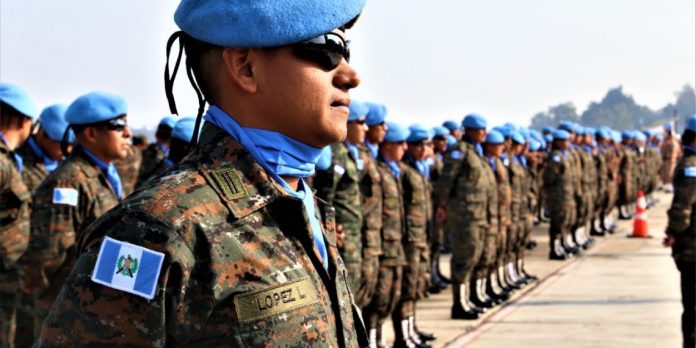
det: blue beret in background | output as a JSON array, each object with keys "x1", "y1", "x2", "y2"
[
  {"x1": 432, "y1": 126, "x2": 449, "y2": 138},
  {"x1": 462, "y1": 113, "x2": 487, "y2": 129},
  {"x1": 365, "y1": 102, "x2": 387, "y2": 126},
  {"x1": 406, "y1": 124, "x2": 432, "y2": 142},
  {"x1": 686, "y1": 114, "x2": 696, "y2": 132},
  {"x1": 553, "y1": 129, "x2": 570, "y2": 140},
  {"x1": 485, "y1": 130, "x2": 505, "y2": 145},
  {"x1": 65, "y1": 91, "x2": 127, "y2": 125},
  {"x1": 39, "y1": 104, "x2": 73, "y2": 143},
  {"x1": 384, "y1": 122, "x2": 409, "y2": 143},
  {"x1": 511, "y1": 131, "x2": 526, "y2": 145},
  {"x1": 172, "y1": 116, "x2": 198, "y2": 142},
  {"x1": 443, "y1": 120, "x2": 459, "y2": 131},
  {"x1": 159, "y1": 115, "x2": 177, "y2": 128},
  {"x1": 0, "y1": 82, "x2": 37, "y2": 119},
  {"x1": 348, "y1": 100, "x2": 369, "y2": 122}
]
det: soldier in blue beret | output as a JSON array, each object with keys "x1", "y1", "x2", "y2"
[
  {"x1": 364, "y1": 102, "x2": 388, "y2": 159},
  {"x1": 39, "y1": 0, "x2": 369, "y2": 346},
  {"x1": 145, "y1": 116, "x2": 200, "y2": 180},
  {"x1": 443, "y1": 120, "x2": 462, "y2": 141},
  {"x1": 0, "y1": 82, "x2": 36, "y2": 348},
  {"x1": 662, "y1": 120, "x2": 682, "y2": 191},
  {"x1": 137, "y1": 115, "x2": 177, "y2": 187},
  {"x1": 428, "y1": 126, "x2": 452, "y2": 295}
]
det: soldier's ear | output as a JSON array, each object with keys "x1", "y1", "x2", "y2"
[{"x1": 221, "y1": 48, "x2": 257, "y2": 94}]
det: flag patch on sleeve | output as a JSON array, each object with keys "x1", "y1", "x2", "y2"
[
  {"x1": 450, "y1": 150, "x2": 463, "y2": 160},
  {"x1": 552, "y1": 155, "x2": 562, "y2": 163},
  {"x1": 91, "y1": 237, "x2": 165, "y2": 300},
  {"x1": 52, "y1": 188, "x2": 78, "y2": 206},
  {"x1": 333, "y1": 164, "x2": 346, "y2": 176},
  {"x1": 685, "y1": 166, "x2": 696, "y2": 178}
]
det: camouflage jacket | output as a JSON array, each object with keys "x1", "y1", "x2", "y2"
[
  {"x1": 115, "y1": 144, "x2": 142, "y2": 197},
  {"x1": 38, "y1": 124, "x2": 366, "y2": 347},
  {"x1": 377, "y1": 159, "x2": 405, "y2": 266},
  {"x1": 660, "y1": 136, "x2": 680, "y2": 162},
  {"x1": 580, "y1": 149, "x2": 596, "y2": 195},
  {"x1": 16, "y1": 137, "x2": 50, "y2": 195},
  {"x1": 358, "y1": 144, "x2": 382, "y2": 257},
  {"x1": 482, "y1": 157, "x2": 498, "y2": 232},
  {"x1": 491, "y1": 157, "x2": 511, "y2": 228},
  {"x1": 595, "y1": 147, "x2": 609, "y2": 195},
  {"x1": 0, "y1": 141, "x2": 31, "y2": 275},
  {"x1": 436, "y1": 141, "x2": 489, "y2": 226},
  {"x1": 507, "y1": 157, "x2": 525, "y2": 220},
  {"x1": 21, "y1": 146, "x2": 120, "y2": 295},
  {"x1": 666, "y1": 148, "x2": 696, "y2": 262},
  {"x1": 137, "y1": 142, "x2": 168, "y2": 188},
  {"x1": 400, "y1": 160, "x2": 431, "y2": 248},
  {"x1": 543, "y1": 149, "x2": 575, "y2": 209}
]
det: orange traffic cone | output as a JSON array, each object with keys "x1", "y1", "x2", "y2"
[{"x1": 629, "y1": 191, "x2": 651, "y2": 238}]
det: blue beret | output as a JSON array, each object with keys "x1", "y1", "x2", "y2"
[
  {"x1": 443, "y1": 120, "x2": 459, "y2": 131},
  {"x1": 504, "y1": 123, "x2": 518, "y2": 131},
  {"x1": 663, "y1": 122, "x2": 673, "y2": 131},
  {"x1": 518, "y1": 128, "x2": 530, "y2": 139},
  {"x1": 493, "y1": 126, "x2": 511, "y2": 138},
  {"x1": 553, "y1": 129, "x2": 570, "y2": 140},
  {"x1": 171, "y1": 116, "x2": 198, "y2": 142},
  {"x1": 634, "y1": 132, "x2": 647, "y2": 142},
  {"x1": 596, "y1": 128, "x2": 610, "y2": 139},
  {"x1": 542, "y1": 126, "x2": 553, "y2": 134},
  {"x1": 686, "y1": 115, "x2": 696, "y2": 132},
  {"x1": 174, "y1": 0, "x2": 366, "y2": 48},
  {"x1": 384, "y1": 122, "x2": 409, "y2": 143},
  {"x1": 611, "y1": 131, "x2": 621, "y2": 143},
  {"x1": 485, "y1": 130, "x2": 505, "y2": 145},
  {"x1": 511, "y1": 131, "x2": 526, "y2": 145},
  {"x1": 365, "y1": 102, "x2": 387, "y2": 126},
  {"x1": 621, "y1": 130, "x2": 635, "y2": 140},
  {"x1": 544, "y1": 134, "x2": 553, "y2": 143},
  {"x1": 585, "y1": 127, "x2": 596, "y2": 136},
  {"x1": 462, "y1": 114, "x2": 487, "y2": 129},
  {"x1": 39, "y1": 104, "x2": 73, "y2": 143},
  {"x1": 558, "y1": 122, "x2": 573, "y2": 132},
  {"x1": 159, "y1": 115, "x2": 177, "y2": 128},
  {"x1": 433, "y1": 126, "x2": 449, "y2": 138},
  {"x1": 0, "y1": 83, "x2": 37, "y2": 119},
  {"x1": 407, "y1": 124, "x2": 433, "y2": 142},
  {"x1": 528, "y1": 139, "x2": 541, "y2": 151},
  {"x1": 348, "y1": 100, "x2": 369, "y2": 122},
  {"x1": 65, "y1": 92, "x2": 127, "y2": 125}
]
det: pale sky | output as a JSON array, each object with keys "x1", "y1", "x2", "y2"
[{"x1": 1, "y1": 0, "x2": 694, "y2": 129}]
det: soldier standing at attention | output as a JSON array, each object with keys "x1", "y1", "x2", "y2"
[
  {"x1": 618, "y1": 131, "x2": 637, "y2": 219},
  {"x1": 314, "y1": 100, "x2": 368, "y2": 297},
  {"x1": 0, "y1": 83, "x2": 36, "y2": 348},
  {"x1": 436, "y1": 114, "x2": 489, "y2": 320},
  {"x1": 664, "y1": 115, "x2": 696, "y2": 348},
  {"x1": 21, "y1": 92, "x2": 130, "y2": 341},
  {"x1": 16, "y1": 104, "x2": 74, "y2": 194},
  {"x1": 141, "y1": 116, "x2": 199, "y2": 182},
  {"x1": 38, "y1": 0, "x2": 367, "y2": 346},
  {"x1": 428, "y1": 126, "x2": 450, "y2": 293},
  {"x1": 136, "y1": 115, "x2": 176, "y2": 186},
  {"x1": 544, "y1": 130, "x2": 575, "y2": 260},
  {"x1": 661, "y1": 123, "x2": 681, "y2": 192}
]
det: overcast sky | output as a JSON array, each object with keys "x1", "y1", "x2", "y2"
[{"x1": 1, "y1": 0, "x2": 694, "y2": 129}]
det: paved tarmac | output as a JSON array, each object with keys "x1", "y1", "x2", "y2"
[{"x1": 381, "y1": 191, "x2": 683, "y2": 348}]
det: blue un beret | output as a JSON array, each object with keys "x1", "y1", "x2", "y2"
[
  {"x1": 365, "y1": 102, "x2": 387, "y2": 126},
  {"x1": 634, "y1": 132, "x2": 647, "y2": 142},
  {"x1": 0, "y1": 83, "x2": 37, "y2": 119},
  {"x1": 621, "y1": 130, "x2": 635, "y2": 140},
  {"x1": 442, "y1": 120, "x2": 459, "y2": 131},
  {"x1": 39, "y1": 104, "x2": 73, "y2": 143},
  {"x1": 65, "y1": 92, "x2": 127, "y2": 125},
  {"x1": 553, "y1": 129, "x2": 570, "y2": 140},
  {"x1": 462, "y1": 114, "x2": 487, "y2": 129},
  {"x1": 171, "y1": 116, "x2": 198, "y2": 142},
  {"x1": 384, "y1": 122, "x2": 409, "y2": 143},
  {"x1": 407, "y1": 124, "x2": 433, "y2": 142},
  {"x1": 687, "y1": 115, "x2": 696, "y2": 132},
  {"x1": 542, "y1": 126, "x2": 553, "y2": 134},
  {"x1": 511, "y1": 131, "x2": 526, "y2": 145},
  {"x1": 528, "y1": 139, "x2": 541, "y2": 151},
  {"x1": 485, "y1": 130, "x2": 505, "y2": 145},
  {"x1": 432, "y1": 126, "x2": 449, "y2": 138},
  {"x1": 348, "y1": 100, "x2": 369, "y2": 122},
  {"x1": 159, "y1": 115, "x2": 177, "y2": 129},
  {"x1": 174, "y1": 0, "x2": 366, "y2": 48}
]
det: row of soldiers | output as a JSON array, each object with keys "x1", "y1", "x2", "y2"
[{"x1": 0, "y1": 83, "x2": 199, "y2": 348}]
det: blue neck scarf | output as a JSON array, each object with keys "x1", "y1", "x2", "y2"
[
  {"x1": 365, "y1": 141, "x2": 379, "y2": 159},
  {"x1": 28, "y1": 136, "x2": 59, "y2": 173},
  {"x1": 345, "y1": 142, "x2": 364, "y2": 171},
  {"x1": 0, "y1": 132, "x2": 23, "y2": 173},
  {"x1": 516, "y1": 154, "x2": 527, "y2": 168},
  {"x1": 486, "y1": 155, "x2": 497, "y2": 171},
  {"x1": 379, "y1": 152, "x2": 400, "y2": 178},
  {"x1": 405, "y1": 153, "x2": 429, "y2": 178},
  {"x1": 203, "y1": 106, "x2": 328, "y2": 270},
  {"x1": 157, "y1": 142, "x2": 170, "y2": 156},
  {"x1": 463, "y1": 135, "x2": 483, "y2": 157},
  {"x1": 82, "y1": 147, "x2": 122, "y2": 201},
  {"x1": 163, "y1": 158, "x2": 175, "y2": 168}
]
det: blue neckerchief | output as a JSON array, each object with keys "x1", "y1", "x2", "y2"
[
  {"x1": 163, "y1": 158, "x2": 175, "y2": 168},
  {"x1": 436, "y1": 153, "x2": 444, "y2": 162},
  {"x1": 379, "y1": 152, "x2": 401, "y2": 178},
  {"x1": 345, "y1": 142, "x2": 364, "y2": 171},
  {"x1": 562, "y1": 150, "x2": 570, "y2": 158},
  {"x1": 683, "y1": 145, "x2": 696, "y2": 155},
  {"x1": 365, "y1": 141, "x2": 379, "y2": 159},
  {"x1": 517, "y1": 155, "x2": 527, "y2": 168},
  {"x1": 486, "y1": 155, "x2": 496, "y2": 171},
  {"x1": 405, "y1": 153, "x2": 429, "y2": 178},
  {"x1": 203, "y1": 106, "x2": 328, "y2": 270},
  {"x1": 0, "y1": 132, "x2": 23, "y2": 173},
  {"x1": 512, "y1": 155, "x2": 520, "y2": 165},
  {"x1": 598, "y1": 145, "x2": 606, "y2": 154},
  {"x1": 157, "y1": 142, "x2": 170, "y2": 156},
  {"x1": 463, "y1": 135, "x2": 483, "y2": 157},
  {"x1": 27, "y1": 136, "x2": 59, "y2": 173},
  {"x1": 82, "y1": 147, "x2": 122, "y2": 201},
  {"x1": 583, "y1": 145, "x2": 593, "y2": 154}
]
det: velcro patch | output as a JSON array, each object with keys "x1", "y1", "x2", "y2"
[
  {"x1": 685, "y1": 166, "x2": 696, "y2": 178},
  {"x1": 450, "y1": 150, "x2": 463, "y2": 160},
  {"x1": 234, "y1": 277, "x2": 319, "y2": 323},
  {"x1": 334, "y1": 164, "x2": 346, "y2": 176},
  {"x1": 52, "y1": 188, "x2": 78, "y2": 206},
  {"x1": 91, "y1": 237, "x2": 165, "y2": 300},
  {"x1": 210, "y1": 168, "x2": 248, "y2": 201}
]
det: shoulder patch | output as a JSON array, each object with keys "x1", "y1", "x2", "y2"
[
  {"x1": 552, "y1": 155, "x2": 562, "y2": 163},
  {"x1": 91, "y1": 237, "x2": 165, "y2": 300},
  {"x1": 234, "y1": 277, "x2": 320, "y2": 323},
  {"x1": 52, "y1": 188, "x2": 78, "y2": 206},
  {"x1": 355, "y1": 159, "x2": 364, "y2": 171},
  {"x1": 503, "y1": 158, "x2": 510, "y2": 167},
  {"x1": 211, "y1": 168, "x2": 248, "y2": 200},
  {"x1": 334, "y1": 164, "x2": 346, "y2": 176},
  {"x1": 685, "y1": 166, "x2": 696, "y2": 178},
  {"x1": 450, "y1": 150, "x2": 463, "y2": 160}
]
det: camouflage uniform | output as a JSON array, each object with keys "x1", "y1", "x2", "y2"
[
  {"x1": 594, "y1": 146, "x2": 609, "y2": 228},
  {"x1": 0, "y1": 141, "x2": 31, "y2": 348},
  {"x1": 579, "y1": 148, "x2": 596, "y2": 233},
  {"x1": 15, "y1": 139, "x2": 50, "y2": 195},
  {"x1": 38, "y1": 124, "x2": 366, "y2": 347},
  {"x1": 645, "y1": 144, "x2": 661, "y2": 195},
  {"x1": 543, "y1": 149, "x2": 576, "y2": 254},
  {"x1": 507, "y1": 156, "x2": 524, "y2": 262},
  {"x1": 666, "y1": 146, "x2": 696, "y2": 348},
  {"x1": 364, "y1": 159, "x2": 405, "y2": 340},
  {"x1": 115, "y1": 144, "x2": 142, "y2": 197},
  {"x1": 357, "y1": 144, "x2": 382, "y2": 308},
  {"x1": 604, "y1": 145, "x2": 621, "y2": 219},
  {"x1": 516, "y1": 157, "x2": 533, "y2": 270},
  {"x1": 314, "y1": 143, "x2": 363, "y2": 296},
  {"x1": 491, "y1": 157, "x2": 511, "y2": 280},
  {"x1": 21, "y1": 146, "x2": 120, "y2": 339},
  {"x1": 475, "y1": 156, "x2": 499, "y2": 281},
  {"x1": 618, "y1": 145, "x2": 636, "y2": 207},
  {"x1": 136, "y1": 143, "x2": 168, "y2": 187},
  {"x1": 660, "y1": 135, "x2": 681, "y2": 185},
  {"x1": 428, "y1": 154, "x2": 446, "y2": 285}
]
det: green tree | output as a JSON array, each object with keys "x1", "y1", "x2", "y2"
[
  {"x1": 579, "y1": 86, "x2": 655, "y2": 129},
  {"x1": 529, "y1": 102, "x2": 579, "y2": 130}
]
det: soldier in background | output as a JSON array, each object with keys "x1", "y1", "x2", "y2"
[
  {"x1": 664, "y1": 115, "x2": 696, "y2": 348},
  {"x1": 0, "y1": 83, "x2": 36, "y2": 348},
  {"x1": 139, "y1": 116, "x2": 199, "y2": 184},
  {"x1": 21, "y1": 92, "x2": 130, "y2": 341},
  {"x1": 592, "y1": 128, "x2": 611, "y2": 236},
  {"x1": 428, "y1": 126, "x2": 450, "y2": 293},
  {"x1": 136, "y1": 115, "x2": 175, "y2": 187},
  {"x1": 618, "y1": 131, "x2": 637, "y2": 219},
  {"x1": 506, "y1": 131, "x2": 527, "y2": 287},
  {"x1": 661, "y1": 123, "x2": 681, "y2": 192},
  {"x1": 544, "y1": 130, "x2": 576, "y2": 260}
]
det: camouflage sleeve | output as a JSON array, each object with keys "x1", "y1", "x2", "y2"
[
  {"x1": 0, "y1": 159, "x2": 31, "y2": 269},
  {"x1": 313, "y1": 150, "x2": 341, "y2": 206},
  {"x1": 542, "y1": 155, "x2": 562, "y2": 186},
  {"x1": 434, "y1": 148, "x2": 463, "y2": 206},
  {"x1": 667, "y1": 164, "x2": 696, "y2": 235},
  {"x1": 38, "y1": 209, "x2": 200, "y2": 347}
]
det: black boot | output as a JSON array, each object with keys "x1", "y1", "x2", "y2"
[
  {"x1": 470, "y1": 278, "x2": 493, "y2": 308},
  {"x1": 451, "y1": 302, "x2": 479, "y2": 320}
]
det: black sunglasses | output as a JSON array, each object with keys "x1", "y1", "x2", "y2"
[
  {"x1": 292, "y1": 32, "x2": 350, "y2": 71},
  {"x1": 349, "y1": 119, "x2": 366, "y2": 125},
  {"x1": 99, "y1": 118, "x2": 128, "y2": 132}
]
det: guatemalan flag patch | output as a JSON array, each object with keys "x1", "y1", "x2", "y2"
[
  {"x1": 52, "y1": 188, "x2": 78, "y2": 206},
  {"x1": 91, "y1": 237, "x2": 165, "y2": 300}
]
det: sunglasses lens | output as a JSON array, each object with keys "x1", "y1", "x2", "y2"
[{"x1": 292, "y1": 33, "x2": 349, "y2": 70}]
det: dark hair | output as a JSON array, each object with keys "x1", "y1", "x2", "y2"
[
  {"x1": 155, "y1": 124, "x2": 173, "y2": 142},
  {"x1": 0, "y1": 102, "x2": 30, "y2": 130},
  {"x1": 168, "y1": 137, "x2": 192, "y2": 164},
  {"x1": 682, "y1": 130, "x2": 696, "y2": 146},
  {"x1": 132, "y1": 135, "x2": 148, "y2": 146}
]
